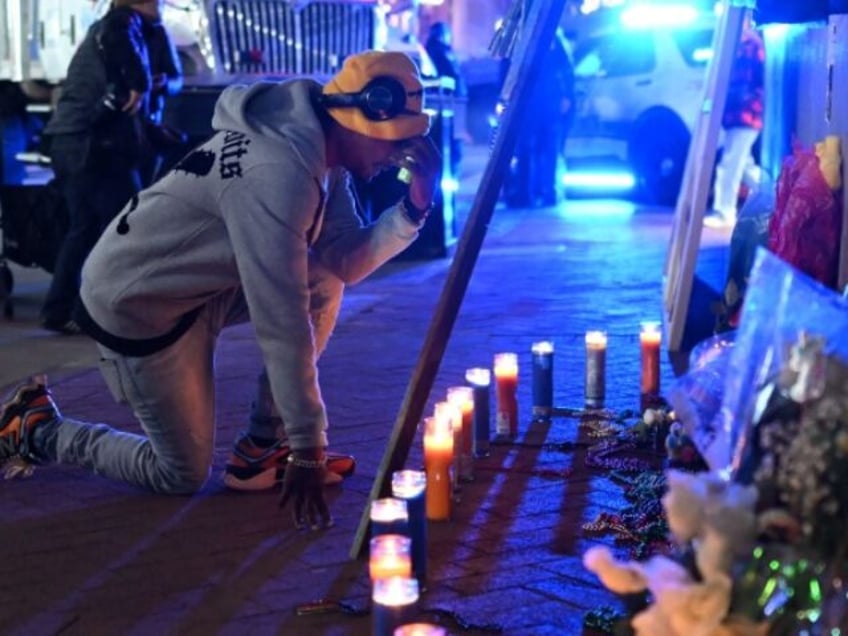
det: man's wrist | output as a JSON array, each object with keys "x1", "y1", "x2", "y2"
[
  {"x1": 291, "y1": 447, "x2": 326, "y2": 460},
  {"x1": 289, "y1": 447, "x2": 327, "y2": 469},
  {"x1": 400, "y1": 195, "x2": 432, "y2": 224}
]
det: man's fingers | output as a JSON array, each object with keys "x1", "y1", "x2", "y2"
[
  {"x1": 278, "y1": 489, "x2": 291, "y2": 509},
  {"x1": 293, "y1": 492, "x2": 307, "y2": 530},
  {"x1": 315, "y1": 495, "x2": 334, "y2": 529}
]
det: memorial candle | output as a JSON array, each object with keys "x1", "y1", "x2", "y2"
[
  {"x1": 434, "y1": 401, "x2": 462, "y2": 493},
  {"x1": 493, "y1": 352, "x2": 519, "y2": 438},
  {"x1": 585, "y1": 331, "x2": 607, "y2": 409},
  {"x1": 422, "y1": 416, "x2": 452, "y2": 521},
  {"x1": 639, "y1": 321, "x2": 662, "y2": 399},
  {"x1": 531, "y1": 340, "x2": 554, "y2": 419},
  {"x1": 394, "y1": 624, "x2": 448, "y2": 636},
  {"x1": 370, "y1": 497, "x2": 409, "y2": 539},
  {"x1": 446, "y1": 385, "x2": 474, "y2": 482},
  {"x1": 391, "y1": 470, "x2": 427, "y2": 585},
  {"x1": 465, "y1": 367, "x2": 491, "y2": 457},
  {"x1": 369, "y1": 534, "x2": 413, "y2": 582},
  {"x1": 372, "y1": 577, "x2": 419, "y2": 636}
]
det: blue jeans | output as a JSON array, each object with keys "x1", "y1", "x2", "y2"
[
  {"x1": 42, "y1": 134, "x2": 140, "y2": 325},
  {"x1": 51, "y1": 259, "x2": 344, "y2": 494}
]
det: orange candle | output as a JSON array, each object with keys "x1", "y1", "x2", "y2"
[
  {"x1": 640, "y1": 321, "x2": 662, "y2": 396},
  {"x1": 585, "y1": 331, "x2": 607, "y2": 409},
  {"x1": 446, "y1": 386, "x2": 474, "y2": 482},
  {"x1": 369, "y1": 534, "x2": 413, "y2": 581},
  {"x1": 434, "y1": 401, "x2": 461, "y2": 493},
  {"x1": 423, "y1": 416, "x2": 453, "y2": 521},
  {"x1": 494, "y1": 352, "x2": 518, "y2": 437}
]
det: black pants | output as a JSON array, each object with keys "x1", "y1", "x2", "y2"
[{"x1": 41, "y1": 133, "x2": 140, "y2": 326}]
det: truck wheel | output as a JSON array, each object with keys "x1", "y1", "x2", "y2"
[{"x1": 629, "y1": 112, "x2": 690, "y2": 207}]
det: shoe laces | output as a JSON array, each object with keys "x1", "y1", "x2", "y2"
[{"x1": 1, "y1": 456, "x2": 35, "y2": 479}]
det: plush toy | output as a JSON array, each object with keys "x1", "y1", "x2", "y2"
[{"x1": 584, "y1": 470, "x2": 759, "y2": 636}]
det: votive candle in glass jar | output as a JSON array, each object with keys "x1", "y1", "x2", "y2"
[
  {"x1": 494, "y1": 352, "x2": 519, "y2": 438},
  {"x1": 531, "y1": 340, "x2": 554, "y2": 419},
  {"x1": 584, "y1": 331, "x2": 607, "y2": 409}
]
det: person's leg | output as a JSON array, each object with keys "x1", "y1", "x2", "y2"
[
  {"x1": 41, "y1": 159, "x2": 101, "y2": 330},
  {"x1": 5, "y1": 291, "x2": 244, "y2": 493},
  {"x1": 535, "y1": 124, "x2": 561, "y2": 205},
  {"x1": 42, "y1": 147, "x2": 140, "y2": 331},
  {"x1": 713, "y1": 127, "x2": 760, "y2": 221},
  {"x1": 51, "y1": 303, "x2": 224, "y2": 493}
]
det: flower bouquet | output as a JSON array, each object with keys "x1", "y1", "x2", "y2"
[{"x1": 584, "y1": 251, "x2": 848, "y2": 634}]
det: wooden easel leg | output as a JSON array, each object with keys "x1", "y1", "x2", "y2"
[{"x1": 349, "y1": 0, "x2": 568, "y2": 559}]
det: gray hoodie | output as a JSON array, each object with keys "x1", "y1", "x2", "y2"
[{"x1": 80, "y1": 78, "x2": 422, "y2": 450}]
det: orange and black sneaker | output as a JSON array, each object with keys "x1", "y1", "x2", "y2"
[
  {"x1": 0, "y1": 376, "x2": 60, "y2": 478},
  {"x1": 223, "y1": 432, "x2": 355, "y2": 491}
]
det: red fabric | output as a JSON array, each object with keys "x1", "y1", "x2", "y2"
[
  {"x1": 767, "y1": 144, "x2": 843, "y2": 289},
  {"x1": 722, "y1": 29, "x2": 765, "y2": 131}
]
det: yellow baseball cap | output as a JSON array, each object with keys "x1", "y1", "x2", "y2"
[{"x1": 322, "y1": 50, "x2": 431, "y2": 141}]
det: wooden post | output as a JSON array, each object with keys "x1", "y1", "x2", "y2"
[
  {"x1": 663, "y1": 3, "x2": 746, "y2": 351},
  {"x1": 350, "y1": 0, "x2": 567, "y2": 559}
]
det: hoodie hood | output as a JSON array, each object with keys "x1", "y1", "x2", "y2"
[{"x1": 212, "y1": 78, "x2": 327, "y2": 177}]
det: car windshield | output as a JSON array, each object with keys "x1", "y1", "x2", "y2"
[{"x1": 672, "y1": 28, "x2": 714, "y2": 66}]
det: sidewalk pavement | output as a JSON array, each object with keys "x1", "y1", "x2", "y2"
[{"x1": 0, "y1": 146, "x2": 732, "y2": 635}]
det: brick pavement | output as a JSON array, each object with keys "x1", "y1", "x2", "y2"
[{"x1": 1, "y1": 155, "x2": 732, "y2": 635}]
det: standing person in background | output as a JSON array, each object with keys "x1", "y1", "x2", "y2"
[
  {"x1": 504, "y1": 26, "x2": 574, "y2": 208},
  {"x1": 706, "y1": 11, "x2": 765, "y2": 229},
  {"x1": 424, "y1": 21, "x2": 466, "y2": 177},
  {"x1": 40, "y1": 0, "x2": 158, "y2": 335},
  {"x1": 139, "y1": 7, "x2": 184, "y2": 185}
]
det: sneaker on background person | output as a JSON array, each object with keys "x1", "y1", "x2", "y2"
[{"x1": 703, "y1": 210, "x2": 737, "y2": 229}]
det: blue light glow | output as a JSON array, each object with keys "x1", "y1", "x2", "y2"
[
  {"x1": 620, "y1": 4, "x2": 699, "y2": 30},
  {"x1": 562, "y1": 170, "x2": 636, "y2": 190},
  {"x1": 441, "y1": 177, "x2": 460, "y2": 193},
  {"x1": 692, "y1": 47, "x2": 713, "y2": 62}
]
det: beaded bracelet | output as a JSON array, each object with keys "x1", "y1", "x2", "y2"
[{"x1": 287, "y1": 454, "x2": 327, "y2": 470}]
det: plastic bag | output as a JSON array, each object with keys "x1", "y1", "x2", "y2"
[
  {"x1": 767, "y1": 141, "x2": 842, "y2": 289},
  {"x1": 668, "y1": 333, "x2": 736, "y2": 471},
  {"x1": 670, "y1": 250, "x2": 848, "y2": 473},
  {"x1": 728, "y1": 250, "x2": 848, "y2": 473}
]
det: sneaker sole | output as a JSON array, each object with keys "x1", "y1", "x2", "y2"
[{"x1": 223, "y1": 466, "x2": 344, "y2": 491}]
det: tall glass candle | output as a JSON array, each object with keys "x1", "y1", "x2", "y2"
[
  {"x1": 391, "y1": 470, "x2": 427, "y2": 585},
  {"x1": 584, "y1": 331, "x2": 607, "y2": 409},
  {"x1": 394, "y1": 624, "x2": 448, "y2": 636},
  {"x1": 372, "y1": 577, "x2": 419, "y2": 636},
  {"x1": 640, "y1": 321, "x2": 662, "y2": 398},
  {"x1": 531, "y1": 340, "x2": 554, "y2": 419},
  {"x1": 465, "y1": 367, "x2": 491, "y2": 457},
  {"x1": 369, "y1": 534, "x2": 412, "y2": 582},
  {"x1": 434, "y1": 401, "x2": 461, "y2": 493},
  {"x1": 422, "y1": 416, "x2": 452, "y2": 521},
  {"x1": 447, "y1": 386, "x2": 474, "y2": 482},
  {"x1": 493, "y1": 352, "x2": 519, "y2": 438},
  {"x1": 370, "y1": 497, "x2": 409, "y2": 539}
]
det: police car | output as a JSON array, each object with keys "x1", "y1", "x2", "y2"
[{"x1": 565, "y1": 3, "x2": 716, "y2": 205}]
